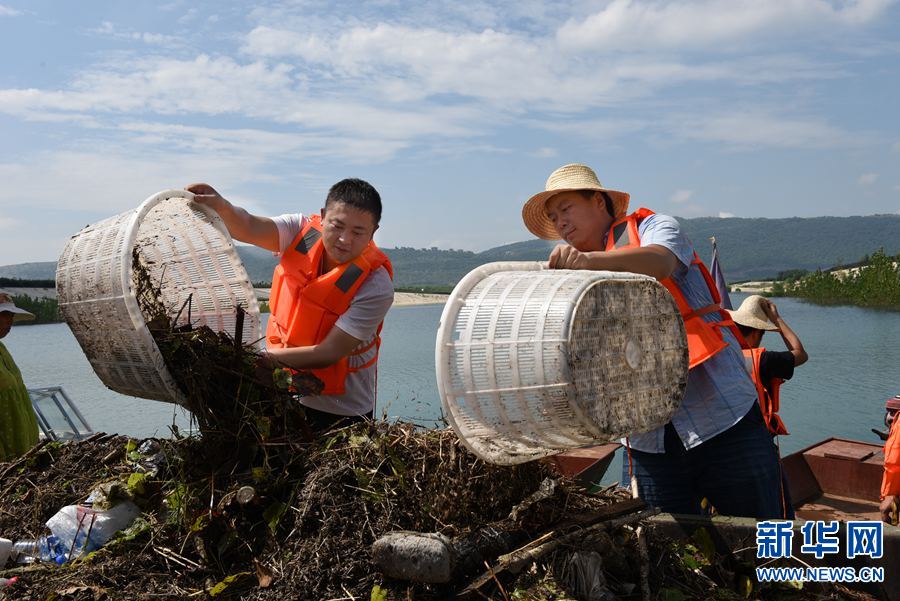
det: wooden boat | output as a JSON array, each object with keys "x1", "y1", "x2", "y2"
[
  {"x1": 551, "y1": 436, "x2": 899, "y2": 599},
  {"x1": 784, "y1": 437, "x2": 884, "y2": 521},
  {"x1": 554, "y1": 437, "x2": 888, "y2": 516}
]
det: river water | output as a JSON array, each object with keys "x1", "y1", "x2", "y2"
[{"x1": 5, "y1": 293, "x2": 899, "y2": 483}]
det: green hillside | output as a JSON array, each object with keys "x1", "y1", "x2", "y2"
[{"x1": 2, "y1": 214, "x2": 898, "y2": 286}]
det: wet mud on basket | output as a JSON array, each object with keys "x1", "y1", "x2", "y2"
[{"x1": 0, "y1": 426, "x2": 881, "y2": 601}]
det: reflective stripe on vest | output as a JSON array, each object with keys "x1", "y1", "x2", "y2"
[
  {"x1": 265, "y1": 214, "x2": 394, "y2": 395},
  {"x1": 604, "y1": 208, "x2": 746, "y2": 369},
  {"x1": 743, "y1": 347, "x2": 789, "y2": 436}
]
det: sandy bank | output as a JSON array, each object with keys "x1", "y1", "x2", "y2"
[
  {"x1": 731, "y1": 281, "x2": 774, "y2": 294},
  {"x1": 392, "y1": 292, "x2": 449, "y2": 306}
]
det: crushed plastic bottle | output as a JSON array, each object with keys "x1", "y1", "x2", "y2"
[
  {"x1": 46, "y1": 501, "x2": 140, "y2": 559},
  {"x1": 11, "y1": 535, "x2": 66, "y2": 565}
]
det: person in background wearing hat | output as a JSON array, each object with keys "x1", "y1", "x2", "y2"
[
  {"x1": 522, "y1": 163, "x2": 783, "y2": 519},
  {"x1": 728, "y1": 294, "x2": 808, "y2": 518},
  {"x1": 185, "y1": 180, "x2": 394, "y2": 433},
  {"x1": 0, "y1": 294, "x2": 40, "y2": 461}
]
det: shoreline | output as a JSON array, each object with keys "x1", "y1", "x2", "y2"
[
  {"x1": 1, "y1": 287, "x2": 450, "y2": 309},
  {"x1": 391, "y1": 292, "x2": 448, "y2": 306},
  {"x1": 731, "y1": 281, "x2": 774, "y2": 294}
]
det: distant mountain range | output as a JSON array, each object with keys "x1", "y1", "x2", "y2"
[{"x1": 3, "y1": 214, "x2": 898, "y2": 286}]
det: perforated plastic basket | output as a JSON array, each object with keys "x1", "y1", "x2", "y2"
[
  {"x1": 436, "y1": 262, "x2": 689, "y2": 465},
  {"x1": 56, "y1": 189, "x2": 261, "y2": 405}
]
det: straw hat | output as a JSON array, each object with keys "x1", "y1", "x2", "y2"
[
  {"x1": 522, "y1": 163, "x2": 630, "y2": 240},
  {"x1": 0, "y1": 293, "x2": 35, "y2": 322},
  {"x1": 726, "y1": 295, "x2": 778, "y2": 331}
]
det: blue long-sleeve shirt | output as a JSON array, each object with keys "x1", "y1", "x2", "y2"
[{"x1": 625, "y1": 213, "x2": 757, "y2": 453}]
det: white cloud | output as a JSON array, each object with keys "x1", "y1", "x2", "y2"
[
  {"x1": 893, "y1": 141, "x2": 900, "y2": 153},
  {"x1": 0, "y1": 4, "x2": 22, "y2": 17},
  {"x1": 532, "y1": 147, "x2": 558, "y2": 158},
  {"x1": 719, "y1": 211, "x2": 736, "y2": 218},
  {"x1": 0, "y1": 53, "x2": 488, "y2": 152},
  {"x1": 672, "y1": 203, "x2": 709, "y2": 217},
  {"x1": 669, "y1": 110, "x2": 853, "y2": 149},
  {"x1": 177, "y1": 8, "x2": 199, "y2": 25},
  {"x1": 858, "y1": 172, "x2": 879, "y2": 185},
  {"x1": 670, "y1": 189, "x2": 694, "y2": 204},
  {"x1": 0, "y1": 216, "x2": 20, "y2": 229},
  {"x1": 893, "y1": 184, "x2": 900, "y2": 192},
  {"x1": 0, "y1": 144, "x2": 288, "y2": 215},
  {"x1": 557, "y1": 0, "x2": 895, "y2": 52},
  {"x1": 88, "y1": 21, "x2": 181, "y2": 46}
]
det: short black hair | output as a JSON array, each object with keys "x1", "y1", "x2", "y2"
[
  {"x1": 737, "y1": 323, "x2": 760, "y2": 338},
  {"x1": 577, "y1": 189, "x2": 614, "y2": 217},
  {"x1": 325, "y1": 178, "x2": 382, "y2": 225}
]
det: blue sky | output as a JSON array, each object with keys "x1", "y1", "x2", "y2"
[{"x1": 1, "y1": 0, "x2": 899, "y2": 265}]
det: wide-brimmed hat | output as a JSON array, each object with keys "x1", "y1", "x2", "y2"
[
  {"x1": 522, "y1": 163, "x2": 630, "y2": 240},
  {"x1": 727, "y1": 295, "x2": 778, "y2": 331},
  {"x1": 0, "y1": 293, "x2": 35, "y2": 322}
]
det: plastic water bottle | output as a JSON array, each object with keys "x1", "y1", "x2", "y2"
[{"x1": 11, "y1": 536, "x2": 66, "y2": 564}]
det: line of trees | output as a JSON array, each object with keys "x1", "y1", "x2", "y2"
[
  {"x1": 9, "y1": 294, "x2": 61, "y2": 325},
  {"x1": 0, "y1": 277, "x2": 56, "y2": 287},
  {"x1": 771, "y1": 249, "x2": 899, "y2": 309}
]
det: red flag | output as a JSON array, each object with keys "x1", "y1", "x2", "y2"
[{"x1": 710, "y1": 236, "x2": 733, "y2": 310}]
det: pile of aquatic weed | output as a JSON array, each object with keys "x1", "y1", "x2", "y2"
[
  {"x1": 1, "y1": 426, "x2": 881, "y2": 601},
  {"x1": 0, "y1": 254, "x2": 880, "y2": 599},
  {"x1": 131, "y1": 249, "x2": 322, "y2": 457}
]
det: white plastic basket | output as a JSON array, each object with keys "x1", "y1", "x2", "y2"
[
  {"x1": 56, "y1": 189, "x2": 261, "y2": 405},
  {"x1": 436, "y1": 262, "x2": 689, "y2": 465}
]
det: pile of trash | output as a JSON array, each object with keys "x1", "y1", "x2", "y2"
[
  {"x1": 0, "y1": 426, "x2": 881, "y2": 600},
  {"x1": 1, "y1": 257, "x2": 879, "y2": 599}
]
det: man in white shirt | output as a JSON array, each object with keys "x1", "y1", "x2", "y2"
[{"x1": 186, "y1": 179, "x2": 394, "y2": 432}]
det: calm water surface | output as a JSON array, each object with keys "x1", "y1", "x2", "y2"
[{"x1": 5, "y1": 293, "x2": 898, "y2": 483}]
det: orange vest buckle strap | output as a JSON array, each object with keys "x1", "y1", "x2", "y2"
[
  {"x1": 266, "y1": 214, "x2": 394, "y2": 395},
  {"x1": 742, "y1": 347, "x2": 789, "y2": 436},
  {"x1": 605, "y1": 208, "x2": 746, "y2": 370}
]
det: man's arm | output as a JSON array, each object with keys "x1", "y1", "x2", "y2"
[
  {"x1": 548, "y1": 244, "x2": 679, "y2": 281},
  {"x1": 185, "y1": 183, "x2": 280, "y2": 252},
  {"x1": 880, "y1": 496, "x2": 898, "y2": 525},
  {"x1": 761, "y1": 299, "x2": 808, "y2": 366},
  {"x1": 263, "y1": 326, "x2": 362, "y2": 370}
]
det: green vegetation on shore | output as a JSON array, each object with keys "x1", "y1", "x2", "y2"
[
  {"x1": 0, "y1": 277, "x2": 56, "y2": 288},
  {"x1": 8, "y1": 294, "x2": 61, "y2": 325},
  {"x1": 771, "y1": 249, "x2": 899, "y2": 309}
]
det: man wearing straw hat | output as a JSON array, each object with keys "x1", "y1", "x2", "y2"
[
  {"x1": 522, "y1": 163, "x2": 783, "y2": 519},
  {"x1": 727, "y1": 295, "x2": 808, "y2": 438},
  {"x1": 0, "y1": 294, "x2": 40, "y2": 460},
  {"x1": 727, "y1": 294, "x2": 808, "y2": 518},
  {"x1": 186, "y1": 180, "x2": 394, "y2": 433}
]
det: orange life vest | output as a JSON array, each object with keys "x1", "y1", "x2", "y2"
[
  {"x1": 742, "y1": 347, "x2": 789, "y2": 436},
  {"x1": 266, "y1": 214, "x2": 393, "y2": 395},
  {"x1": 604, "y1": 208, "x2": 745, "y2": 369},
  {"x1": 882, "y1": 419, "x2": 900, "y2": 499}
]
